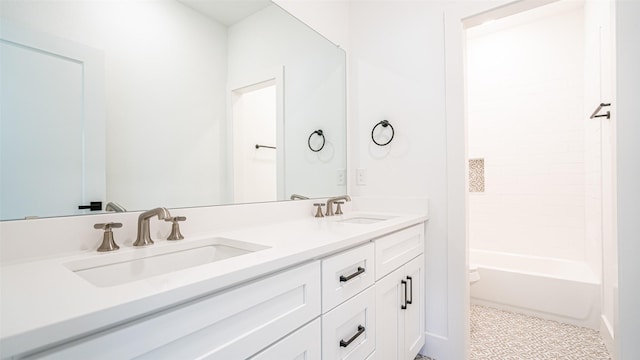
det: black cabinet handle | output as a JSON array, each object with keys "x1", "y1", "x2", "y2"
[
  {"x1": 78, "y1": 201, "x2": 102, "y2": 211},
  {"x1": 339, "y1": 325, "x2": 366, "y2": 347},
  {"x1": 401, "y1": 279, "x2": 408, "y2": 310},
  {"x1": 340, "y1": 267, "x2": 365, "y2": 282},
  {"x1": 406, "y1": 276, "x2": 413, "y2": 305}
]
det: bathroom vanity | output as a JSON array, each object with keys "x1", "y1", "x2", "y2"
[{"x1": 0, "y1": 198, "x2": 428, "y2": 360}]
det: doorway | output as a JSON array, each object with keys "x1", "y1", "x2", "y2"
[
  {"x1": 231, "y1": 80, "x2": 278, "y2": 203},
  {"x1": 0, "y1": 21, "x2": 105, "y2": 220},
  {"x1": 463, "y1": 0, "x2": 616, "y2": 357}
]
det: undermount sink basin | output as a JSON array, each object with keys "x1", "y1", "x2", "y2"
[
  {"x1": 336, "y1": 215, "x2": 394, "y2": 224},
  {"x1": 64, "y1": 237, "x2": 269, "y2": 287}
]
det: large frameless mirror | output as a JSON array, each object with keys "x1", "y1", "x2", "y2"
[{"x1": 0, "y1": 0, "x2": 346, "y2": 221}]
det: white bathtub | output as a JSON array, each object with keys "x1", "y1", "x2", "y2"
[{"x1": 470, "y1": 249, "x2": 601, "y2": 329}]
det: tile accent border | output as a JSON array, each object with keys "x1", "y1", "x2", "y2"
[{"x1": 469, "y1": 158, "x2": 485, "y2": 192}]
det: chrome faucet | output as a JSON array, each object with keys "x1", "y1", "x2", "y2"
[
  {"x1": 325, "y1": 195, "x2": 351, "y2": 216},
  {"x1": 290, "y1": 194, "x2": 309, "y2": 200},
  {"x1": 134, "y1": 207, "x2": 171, "y2": 247}
]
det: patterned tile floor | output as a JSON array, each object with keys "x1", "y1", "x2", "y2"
[{"x1": 415, "y1": 305, "x2": 611, "y2": 360}]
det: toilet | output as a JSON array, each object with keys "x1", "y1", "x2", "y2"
[{"x1": 469, "y1": 265, "x2": 480, "y2": 285}]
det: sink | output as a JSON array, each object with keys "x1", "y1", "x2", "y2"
[
  {"x1": 336, "y1": 215, "x2": 394, "y2": 224},
  {"x1": 64, "y1": 237, "x2": 269, "y2": 287}
]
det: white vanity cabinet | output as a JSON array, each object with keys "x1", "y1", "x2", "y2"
[
  {"x1": 6, "y1": 219, "x2": 427, "y2": 360},
  {"x1": 24, "y1": 261, "x2": 321, "y2": 360}
]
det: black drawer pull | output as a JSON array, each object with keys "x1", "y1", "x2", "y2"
[
  {"x1": 339, "y1": 325, "x2": 366, "y2": 347},
  {"x1": 339, "y1": 267, "x2": 365, "y2": 282},
  {"x1": 406, "y1": 276, "x2": 413, "y2": 305},
  {"x1": 401, "y1": 279, "x2": 408, "y2": 310}
]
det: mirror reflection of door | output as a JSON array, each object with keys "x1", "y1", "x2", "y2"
[
  {"x1": 232, "y1": 80, "x2": 277, "y2": 203},
  {"x1": 0, "y1": 21, "x2": 106, "y2": 220}
]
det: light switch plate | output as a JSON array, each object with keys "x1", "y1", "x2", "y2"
[
  {"x1": 337, "y1": 169, "x2": 346, "y2": 185},
  {"x1": 356, "y1": 168, "x2": 367, "y2": 185}
]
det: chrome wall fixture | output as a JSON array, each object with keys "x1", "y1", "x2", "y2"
[
  {"x1": 255, "y1": 144, "x2": 276, "y2": 150},
  {"x1": 371, "y1": 120, "x2": 394, "y2": 146},
  {"x1": 308, "y1": 129, "x2": 325, "y2": 152},
  {"x1": 590, "y1": 103, "x2": 611, "y2": 119}
]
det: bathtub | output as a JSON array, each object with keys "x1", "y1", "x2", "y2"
[{"x1": 470, "y1": 249, "x2": 601, "y2": 329}]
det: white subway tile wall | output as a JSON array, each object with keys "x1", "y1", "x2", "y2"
[{"x1": 466, "y1": 5, "x2": 590, "y2": 262}]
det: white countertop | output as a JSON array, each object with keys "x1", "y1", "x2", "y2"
[{"x1": 0, "y1": 211, "x2": 427, "y2": 358}]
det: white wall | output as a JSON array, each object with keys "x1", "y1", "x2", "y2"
[
  {"x1": 584, "y1": 0, "x2": 603, "y2": 286},
  {"x1": 467, "y1": 4, "x2": 587, "y2": 262},
  {"x1": 583, "y1": 0, "x2": 618, "y2": 354},
  {"x1": 275, "y1": 0, "x2": 351, "y2": 53},
  {"x1": 227, "y1": 5, "x2": 347, "y2": 200},
  {"x1": 1, "y1": 1, "x2": 229, "y2": 211},
  {"x1": 348, "y1": 2, "x2": 451, "y2": 356},
  {"x1": 615, "y1": 1, "x2": 640, "y2": 359}
]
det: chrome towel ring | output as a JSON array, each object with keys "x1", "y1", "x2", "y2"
[
  {"x1": 372, "y1": 120, "x2": 394, "y2": 146},
  {"x1": 308, "y1": 129, "x2": 325, "y2": 152}
]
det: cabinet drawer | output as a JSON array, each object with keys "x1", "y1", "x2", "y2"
[
  {"x1": 322, "y1": 242, "x2": 375, "y2": 313},
  {"x1": 250, "y1": 318, "x2": 321, "y2": 360},
  {"x1": 322, "y1": 286, "x2": 375, "y2": 360},
  {"x1": 375, "y1": 224, "x2": 424, "y2": 280},
  {"x1": 28, "y1": 261, "x2": 321, "y2": 360}
]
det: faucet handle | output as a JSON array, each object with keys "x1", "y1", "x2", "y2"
[
  {"x1": 94, "y1": 222, "x2": 123, "y2": 230},
  {"x1": 313, "y1": 203, "x2": 325, "y2": 218},
  {"x1": 335, "y1": 201, "x2": 345, "y2": 215},
  {"x1": 94, "y1": 222, "x2": 122, "y2": 252},
  {"x1": 165, "y1": 216, "x2": 186, "y2": 240}
]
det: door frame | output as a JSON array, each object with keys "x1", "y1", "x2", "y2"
[{"x1": 444, "y1": 0, "x2": 618, "y2": 358}]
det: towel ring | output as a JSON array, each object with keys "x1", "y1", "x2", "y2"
[
  {"x1": 308, "y1": 129, "x2": 325, "y2": 152},
  {"x1": 371, "y1": 120, "x2": 394, "y2": 146}
]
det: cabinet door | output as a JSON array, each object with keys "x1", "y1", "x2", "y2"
[
  {"x1": 375, "y1": 255, "x2": 425, "y2": 360},
  {"x1": 374, "y1": 266, "x2": 405, "y2": 360},
  {"x1": 403, "y1": 255, "x2": 424, "y2": 360},
  {"x1": 250, "y1": 318, "x2": 321, "y2": 360}
]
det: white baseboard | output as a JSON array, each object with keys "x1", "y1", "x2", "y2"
[
  {"x1": 420, "y1": 332, "x2": 449, "y2": 359},
  {"x1": 601, "y1": 315, "x2": 616, "y2": 360}
]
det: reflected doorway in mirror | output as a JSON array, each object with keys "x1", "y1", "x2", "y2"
[{"x1": 231, "y1": 76, "x2": 282, "y2": 203}]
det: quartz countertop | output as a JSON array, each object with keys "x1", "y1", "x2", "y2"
[{"x1": 0, "y1": 210, "x2": 427, "y2": 358}]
